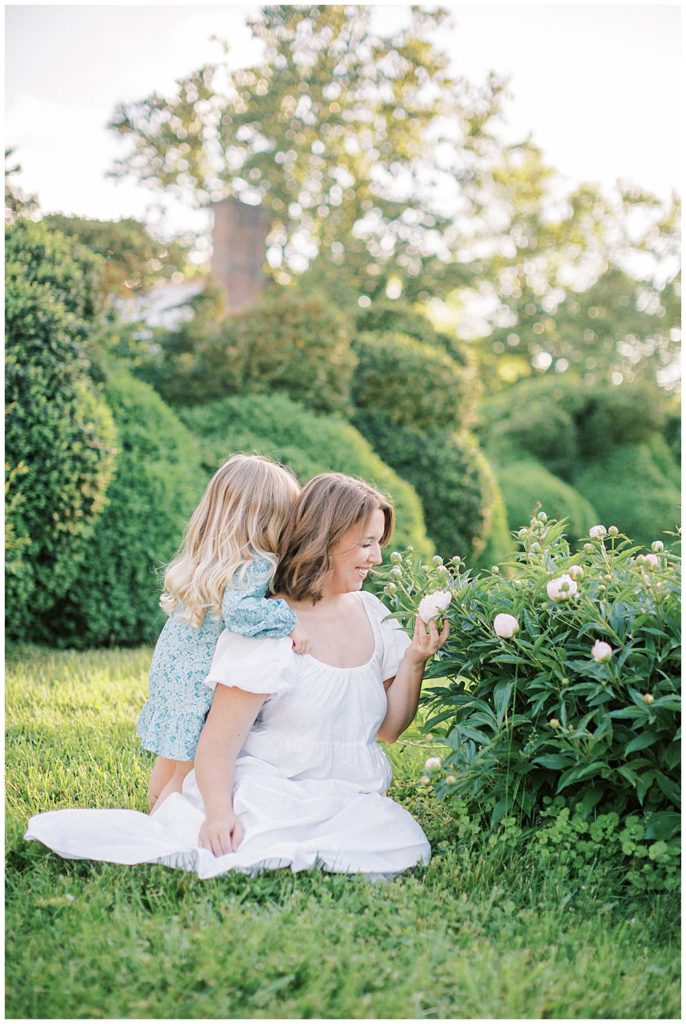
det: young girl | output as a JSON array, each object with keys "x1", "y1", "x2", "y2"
[{"x1": 137, "y1": 453, "x2": 309, "y2": 812}]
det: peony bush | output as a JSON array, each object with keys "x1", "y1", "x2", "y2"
[{"x1": 377, "y1": 515, "x2": 680, "y2": 842}]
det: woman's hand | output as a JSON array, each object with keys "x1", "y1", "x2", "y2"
[
  {"x1": 409, "y1": 614, "x2": 450, "y2": 664},
  {"x1": 198, "y1": 812, "x2": 244, "y2": 857}
]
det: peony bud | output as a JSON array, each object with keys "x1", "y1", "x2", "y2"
[
  {"x1": 643, "y1": 554, "x2": 659, "y2": 570},
  {"x1": 493, "y1": 613, "x2": 519, "y2": 639},
  {"x1": 549, "y1": 718, "x2": 560, "y2": 728},
  {"x1": 651, "y1": 541, "x2": 664, "y2": 553},
  {"x1": 608, "y1": 525, "x2": 619, "y2": 536},
  {"x1": 417, "y1": 589, "x2": 452, "y2": 622},
  {"x1": 491, "y1": 565, "x2": 501, "y2": 574},
  {"x1": 537, "y1": 511, "x2": 548, "y2": 522},
  {"x1": 643, "y1": 693, "x2": 654, "y2": 705},
  {"x1": 384, "y1": 583, "x2": 397, "y2": 597},
  {"x1": 419, "y1": 775, "x2": 430, "y2": 785},
  {"x1": 389, "y1": 566, "x2": 403, "y2": 580},
  {"x1": 431, "y1": 555, "x2": 443, "y2": 566},
  {"x1": 390, "y1": 551, "x2": 403, "y2": 564},
  {"x1": 446, "y1": 775, "x2": 456, "y2": 785},
  {"x1": 424, "y1": 757, "x2": 442, "y2": 771},
  {"x1": 591, "y1": 639, "x2": 613, "y2": 663},
  {"x1": 583, "y1": 543, "x2": 594, "y2": 553},
  {"x1": 546, "y1": 574, "x2": 578, "y2": 601},
  {"x1": 568, "y1": 564, "x2": 584, "y2": 579},
  {"x1": 589, "y1": 525, "x2": 607, "y2": 540}
]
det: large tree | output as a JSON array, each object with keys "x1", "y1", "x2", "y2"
[{"x1": 108, "y1": 4, "x2": 505, "y2": 305}]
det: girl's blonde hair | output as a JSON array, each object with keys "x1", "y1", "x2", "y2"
[
  {"x1": 161, "y1": 453, "x2": 300, "y2": 628},
  {"x1": 273, "y1": 472, "x2": 394, "y2": 603}
]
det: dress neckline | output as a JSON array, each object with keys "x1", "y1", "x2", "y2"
[{"x1": 303, "y1": 592, "x2": 377, "y2": 672}]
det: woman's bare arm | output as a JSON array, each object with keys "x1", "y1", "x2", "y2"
[
  {"x1": 377, "y1": 616, "x2": 449, "y2": 743},
  {"x1": 195, "y1": 684, "x2": 267, "y2": 856}
]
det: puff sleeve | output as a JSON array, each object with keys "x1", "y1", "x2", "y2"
[
  {"x1": 363, "y1": 592, "x2": 413, "y2": 681},
  {"x1": 205, "y1": 630, "x2": 296, "y2": 698},
  {"x1": 221, "y1": 556, "x2": 297, "y2": 638}
]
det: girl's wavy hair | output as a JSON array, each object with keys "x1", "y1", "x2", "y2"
[
  {"x1": 161, "y1": 453, "x2": 300, "y2": 628},
  {"x1": 273, "y1": 473, "x2": 394, "y2": 603}
]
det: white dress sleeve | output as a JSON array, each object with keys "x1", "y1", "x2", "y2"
[
  {"x1": 362, "y1": 592, "x2": 412, "y2": 681},
  {"x1": 205, "y1": 630, "x2": 296, "y2": 698}
]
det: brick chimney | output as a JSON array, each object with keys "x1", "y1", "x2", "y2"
[{"x1": 210, "y1": 197, "x2": 270, "y2": 313}]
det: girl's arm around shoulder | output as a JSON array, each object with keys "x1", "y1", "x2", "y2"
[{"x1": 221, "y1": 556, "x2": 298, "y2": 638}]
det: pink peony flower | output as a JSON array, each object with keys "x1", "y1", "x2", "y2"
[
  {"x1": 417, "y1": 590, "x2": 452, "y2": 622},
  {"x1": 591, "y1": 639, "x2": 613, "y2": 663}
]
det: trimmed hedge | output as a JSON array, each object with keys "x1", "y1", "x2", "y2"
[
  {"x1": 493, "y1": 454, "x2": 599, "y2": 541},
  {"x1": 45, "y1": 368, "x2": 208, "y2": 648},
  {"x1": 5, "y1": 221, "x2": 117, "y2": 639},
  {"x1": 572, "y1": 443, "x2": 679, "y2": 547},
  {"x1": 352, "y1": 331, "x2": 476, "y2": 432},
  {"x1": 353, "y1": 410, "x2": 502, "y2": 563},
  {"x1": 480, "y1": 377, "x2": 669, "y2": 481},
  {"x1": 146, "y1": 288, "x2": 357, "y2": 416},
  {"x1": 180, "y1": 393, "x2": 433, "y2": 558},
  {"x1": 355, "y1": 299, "x2": 474, "y2": 369}
]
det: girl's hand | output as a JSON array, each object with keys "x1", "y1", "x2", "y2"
[
  {"x1": 289, "y1": 624, "x2": 311, "y2": 654},
  {"x1": 198, "y1": 812, "x2": 244, "y2": 857},
  {"x1": 409, "y1": 615, "x2": 450, "y2": 664}
]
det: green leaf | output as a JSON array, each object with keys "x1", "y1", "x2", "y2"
[
  {"x1": 493, "y1": 679, "x2": 514, "y2": 726},
  {"x1": 625, "y1": 732, "x2": 659, "y2": 755}
]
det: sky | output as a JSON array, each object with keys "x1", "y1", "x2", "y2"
[{"x1": 4, "y1": 3, "x2": 682, "y2": 246}]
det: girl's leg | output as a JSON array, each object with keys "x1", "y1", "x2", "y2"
[
  {"x1": 147, "y1": 756, "x2": 177, "y2": 812},
  {"x1": 150, "y1": 760, "x2": 194, "y2": 814}
]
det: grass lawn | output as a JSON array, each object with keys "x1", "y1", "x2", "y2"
[{"x1": 6, "y1": 645, "x2": 680, "y2": 1019}]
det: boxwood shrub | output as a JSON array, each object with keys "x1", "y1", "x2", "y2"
[
  {"x1": 5, "y1": 221, "x2": 117, "y2": 639},
  {"x1": 353, "y1": 410, "x2": 504, "y2": 563},
  {"x1": 180, "y1": 393, "x2": 433, "y2": 558},
  {"x1": 46, "y1": 368, "x2": 207, "y2": 648}
]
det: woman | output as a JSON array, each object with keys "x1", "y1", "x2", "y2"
[{"x1": 26, "y1": 473, "x2": 449, "y2": 879}]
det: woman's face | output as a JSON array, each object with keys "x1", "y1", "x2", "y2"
[{"x1": 326, "y1": 508, "x2": 386, "y2": 596}]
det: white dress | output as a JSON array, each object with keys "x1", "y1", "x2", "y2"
[{"x1": 25, "y1": 592, "x2": 431, "y2": 880}]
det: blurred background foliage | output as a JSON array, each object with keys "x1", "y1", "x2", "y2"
[{"x1": 5, "y1": 4, "x2": 680, "y2": 647}]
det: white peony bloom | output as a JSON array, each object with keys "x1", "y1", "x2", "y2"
[
  {"x1": 493, "y1": 613, "x2": 519, "y2": 639},
  {"x1": 546, "y1": 574, "x2": 578, "y2": 601},
  {"x1": 589, "y1": 525, "x2": 607, "y2": 539},
  {"x1": 417, "y1": 589, "x2": 452, "y2": 622},
  {"x1": 591, "y1": 639, "x2": 613, "y2": 663}
]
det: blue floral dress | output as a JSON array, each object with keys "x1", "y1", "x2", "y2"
[{"x1": 136, "y1": 556, "x2": 297, "y2": 760}]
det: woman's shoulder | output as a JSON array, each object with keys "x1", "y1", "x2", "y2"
[{"x1": 358, "y1": 589, "x2": 392, "y2": 621}]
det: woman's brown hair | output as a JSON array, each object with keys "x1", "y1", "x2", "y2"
[{"x1": 274, "y1": 473, "x2": 395, "y2": 602}]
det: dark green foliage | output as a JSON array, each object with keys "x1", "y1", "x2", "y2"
[
  {"x1": 352, "y1": 331, "x2": 477, "y2": 432},
  {"x1": 5, "y1": 220, "x2": 118, "y2": 638},
  {"x1": 474, "y1": 483, "x2": 512, "y2": 570},
  {"x1": 353, "y1": 410, "x2": 499, "y2": 562},
  {"x1": 180, "y1": 393, "x2": 433, "y2": 557},
  {"x1": 572, "y1": 444, "x2": 680, "y2": 547},
  {"x1": 480, "y1": 376, "x2": 669, "y2": 481},
  {"x1": 380, "y1": 518, "x2": 681, "y2": 828},
  {"x1": 144, "y1": 288, "x2": 356, "y2": 415},
  {"x1": 494, "y1": 455, "x2": 599, "y2": 541},
  {"x1": 48, "y1": 368, "x2": 207, "y2": 648}
]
